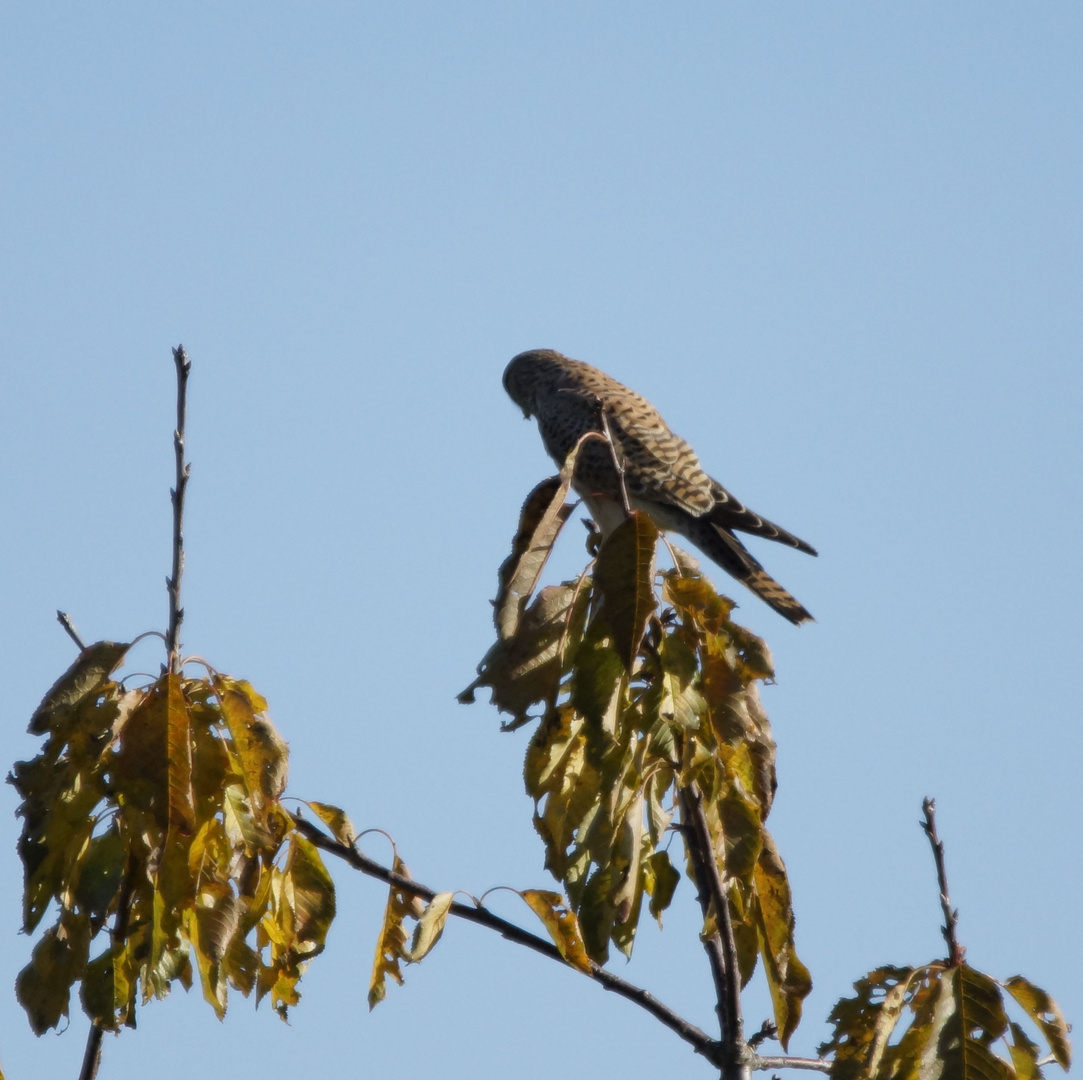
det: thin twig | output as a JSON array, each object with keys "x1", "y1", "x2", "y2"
[
  {"x1": 597, "y1": 405, "x2": 632, "y2": 515},
  {"x1": 679, "y1": 783, "x2": 750, "y2": 1080},
  {"x1": 920, "y1": 798, "x2": 964, "y2": 966},
  {"x1": 748, "y1": 1020, "x2": 778, "y2": 1049},
  {"x1": 752, "y1": 1057, "x2": 831, "y2": 1074},
  {"x1": 292, "y1": 817, "x2": 723, "y2": 1067},
  {"x1": 57, "y1": 610, "x2": 86, "y2": 650},
  {"x1": 166, "y1": 345, "x2": 191, "y2": 676}
]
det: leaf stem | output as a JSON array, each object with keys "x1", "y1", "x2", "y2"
[
  {"x1": 920, "y1": 797, "x2": 964, "y2": 966},
  {"x1": 166, "y1": 345, "x2": 191, "y2": 676}
]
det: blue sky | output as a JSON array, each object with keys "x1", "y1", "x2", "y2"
[{"x1": 1, "y1": 4, "x2": 1080, "y2": 1078}]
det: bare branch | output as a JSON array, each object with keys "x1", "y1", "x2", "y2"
[
  {"x1": 752, "y1": 1056, "x2": 832, "y2": 1074},
  {"x1": 78, "y1": 1025, "x2": 103, "y2": 1080},
  {"x1": 748, "y1": 1020, "x2": 778, "y2": 1049},
  {"x1": 166, "y1": 345, "x2": 191, "y2": 676},
  {"x1": 56, "y1": 610, "x2": 86, "y2": 650},
  {"x1": 679, "y1": 783, "x2": 750, "y2": 1080},
  {"x1": 292, "y1": 817, "x2": 724, "y2": 1068},
  {"x1": 920, "y1": 797, "x2": 964, "y2": 966},
  {"x1": 597, "y1": 405, "x2": 632, "y2": 515}
]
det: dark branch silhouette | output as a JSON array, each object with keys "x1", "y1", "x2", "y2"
[
  {"x1": 166, "y1": 345, "x2": 191, "y2": 676},
  {"x1": 679, "y1": 784, "x2": 750, "y2": 1080},
  {"x1": 921, "y1": 797, "x2": 964, "y2": 966}
]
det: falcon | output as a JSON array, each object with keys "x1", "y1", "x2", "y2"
[{"x1": 503, "y1": 349, "x2": 817, "y2": 624}]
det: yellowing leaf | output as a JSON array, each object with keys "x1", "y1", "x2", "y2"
[
  {"x1": 165, "y1": 674, "x2": 195, "y2": 834},
  {"x1": 494, "y1": 475, "x2": 576, "y2": 640},
  {"x1": 306, "y1": 801, "x2": 358, "y2": 847},
  {"x1": 213, "y1": 677, "x2": 289, "y2": 814},
  {"x1": 819, "y1": 965, "x2": 924, "y2": 1080},
  {"x1": 1008, "y1": 1021, "x2": 1043, "y2": 1080},
  {"x1": 114, "y1": 683, "x2": 169, "y2": 824},
  {"x1": 1002, "y1": 976, "x2": 1072, "y2": 1069},
  {"x1": 28, "y1": 640, "x2": 130, "y2": 735},
  {"x1": 520, "y1": 890, "x2": 592, "y2": 973},
  {"x1": 594, "y1": 512, "x2": 657, "y2": 672},
  {"x1": 285, "y1": 834, "x2": 336, "y2": 955},
  {"x1": 461, "y1": 583, "x2": 590, "y2": 726},
  {"x1": 405, "y1": 892, "x2": 454, "y2": 962},
  {"x1": 753, "y1": 833, "x2": 810, "y2": 1050},
  {"x1": 368, "y1": 857, "x2": 422, "y2": 1009},
  {"x1": 645, "y1": 850, "x2": 680, "y2": 922}
]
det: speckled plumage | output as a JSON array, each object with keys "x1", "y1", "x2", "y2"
[{"x1": 503, "y1": 348, "x2": 817, "y2": 624}]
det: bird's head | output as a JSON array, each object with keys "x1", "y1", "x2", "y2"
[{"x1": 502, "y1": 349, "x2": 568, "y2": 418}]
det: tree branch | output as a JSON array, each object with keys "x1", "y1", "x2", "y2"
[
  {"x1": 752, "y1": 1056, "x2": 832, "y2": 1074},
  {"x1": 920, "y1": 797, "x2": 964, "y2": 966},
  {"x1": 291, "y1": 817, "x2": 724, "y2": 1068},
  {"x1": 78, "y1": 858, "x2": 136, "y2": 1080},
  {"x1": 679, "y1": 782, "x2": 750, "y2": 1080},
  {"x1": 597, "y1": 405, "x2": 632, "y2": 515},
  {"x1": 78, "y1": 1025, "x2": 103, "y2": 1080},
  {"x1": 57, "y1": 610, "x2": 86, "y2": 650},
  {"x1": 166, "y1": 345, "x2": 191, "y2": 677}
]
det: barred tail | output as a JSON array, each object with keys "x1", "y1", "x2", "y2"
[
  {"x1": 741, "y1": 565, "x2": 814, "y2": 625},
  {"x1": 707, "y1": 482, "x2": 818, "y2": 556},
  {"x1": 682, "y1": 518, "x2": 814, "y2": 625}
]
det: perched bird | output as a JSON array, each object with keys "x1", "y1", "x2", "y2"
[{"x1": 503, "y1": 348, "x2": 817, "y2": 624}]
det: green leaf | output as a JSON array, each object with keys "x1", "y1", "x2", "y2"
[
  {"x1": 645, "y1": 850, "x2": 680, "y2": 922},
  {"x1": 525, "y1": 709, "x2": 603, "y2": 881},
  {"x1": 72, "y1": 826, "x2": 126, "y2": 922},
  {"x1": 28, "y1": 640, "x2": 130, "y2": 735},
  {"x1": 610, "y1": 791, "x2": 646, "y2": 958},
  {"x1": 576, "y1": 866, "x2": 617, "y2": 965},
  {"x1": 569, "y1": 620, "x2": 625, "y2": 738},
  {"x1": 15, "y1": 919, "x2": 90, "y2": 1035},
  {"x1": 593, "y1": 512, "x2": 658, "y2": 672},
  {"x1": 80, "y1": 950, "x2": 120, "y2": 1031}
]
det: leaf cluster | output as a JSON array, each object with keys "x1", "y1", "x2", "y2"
[
  {"x1": 10, "y1": 642, "x2": 336, "y2": 1035},
  {"x1": 820, "y1": 964, "x2": 1072, "y2": 1080},
  {"x1": 462, "y1": 475, "x2": 811, "y2": 1047}
]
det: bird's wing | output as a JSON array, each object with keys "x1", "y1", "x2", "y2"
[{"x1": 606, "y1": 399, "x2": 717, "y2": 516}]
